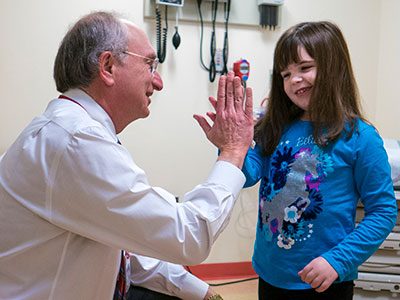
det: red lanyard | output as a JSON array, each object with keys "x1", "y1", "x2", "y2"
[
  {"x1": 59, "y1": 94, "x2": 121, "y2": 144},
  {"x1": 58, "y1": 95, "x2": 86, "y2": 111}
]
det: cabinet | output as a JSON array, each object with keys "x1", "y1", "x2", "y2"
[{"x1": 354, "y1": 191, "x2": 400, "y2": 299}]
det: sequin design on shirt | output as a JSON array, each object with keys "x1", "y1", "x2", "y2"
[{"x1": 258, "y1": 139, "x2": 333, "y2": 249}]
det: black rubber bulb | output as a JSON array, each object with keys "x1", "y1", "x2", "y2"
[{"x1": 172, "y1": 26, "x2": 181, "y2": 49}]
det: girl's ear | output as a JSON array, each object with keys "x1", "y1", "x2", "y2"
[{"x1": 98, "y1": 51, "x2": 115, "y2": 86}]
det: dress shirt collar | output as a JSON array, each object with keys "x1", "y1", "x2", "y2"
[{"x1": 62, "y1": 88, "x2": 118, "y2": 141}]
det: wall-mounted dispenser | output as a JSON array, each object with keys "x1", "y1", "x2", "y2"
[{"x1": 257, "y1": 0, "x2": 284, "y2": 29}]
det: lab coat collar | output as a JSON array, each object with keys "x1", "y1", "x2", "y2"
[{"x1": 62, "y1": 88, "x2": 118, "y2": 141}]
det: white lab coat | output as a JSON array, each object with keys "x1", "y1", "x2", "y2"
[{"x1": 0, "y1": 89, "x2": 244, "y2": 299}]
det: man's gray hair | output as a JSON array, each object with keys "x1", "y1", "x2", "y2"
[{"x1": 53, "y1": 11, "x2": 129, "y2": 93}]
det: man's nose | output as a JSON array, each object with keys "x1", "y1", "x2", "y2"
[{"x1": 152, "y1": 71, "x2": 163, "y2": 91}]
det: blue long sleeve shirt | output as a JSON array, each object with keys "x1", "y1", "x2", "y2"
[{"x1": 243, "y1": 119, "x2": 397, "y2": 289}]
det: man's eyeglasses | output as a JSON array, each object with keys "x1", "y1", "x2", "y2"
[{"x1": 123, "y1": 51, "x2": 159, "y2": 75}]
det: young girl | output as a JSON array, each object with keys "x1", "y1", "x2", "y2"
[{"x1": 243, "y1": 21, "x2": 397, "y2": 300}]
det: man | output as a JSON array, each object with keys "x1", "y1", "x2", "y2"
[{"x1": 0, "y1": 11, "x2": 253, "y2": 300}]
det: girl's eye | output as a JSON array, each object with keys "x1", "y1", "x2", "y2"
[
  {"x1": 281, "y1": 73, "x2": 290, "y2": 79},
  {"x1": 301, "y1": 65, "x2": 314, "y2": 71}
]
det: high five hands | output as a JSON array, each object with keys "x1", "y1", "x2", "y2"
[{"x1": 194, "y1": 71, "x2": 254, "y2": 169}]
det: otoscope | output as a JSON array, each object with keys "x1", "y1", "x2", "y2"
[{"x1": 233, "y1": 59, "x2": 250, "y2": 88}]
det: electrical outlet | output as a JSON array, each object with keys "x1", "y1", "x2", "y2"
[{"x1": 155, "y1": 0, "x2": 184, "y2": 7}]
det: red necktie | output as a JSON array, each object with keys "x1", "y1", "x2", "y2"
[{"x1": 113, "y1": 251, "x2": 129, "y2": 300}]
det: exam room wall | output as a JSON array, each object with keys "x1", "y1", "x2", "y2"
[
  {"x1": 0, "y1": 0, "x2": 395, "y2": 264},
  {"x1": 375, "y1": 0, "x2": 400, "y2": 140}
]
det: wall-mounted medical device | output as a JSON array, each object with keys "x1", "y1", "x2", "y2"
[
  {"x1": 257, "y1": 0, "x2": 284, "y2": 29},
  {"x1": 144, "y1": 0, "x2": 284, "y2": 81},
  {"x1": 155, "y1": 0, "x2": 185, "y2": 63},
  {"x1": 233, "y1": 58, "x2": 250, "y2": 100},
  {"x1": 197, "y1": 0, "x2": 232, "y2": 82},
  {"x1": 233, "y1": 59, "x2": 250, "y2": 82}
]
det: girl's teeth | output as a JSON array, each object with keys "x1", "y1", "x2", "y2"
[{"x1": 297, "y1": 87, "x2": 309, "y2": 95}]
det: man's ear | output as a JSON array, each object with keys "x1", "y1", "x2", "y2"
[{"x1": 98, "y1": 51, "x2": 116, "y2": 86}]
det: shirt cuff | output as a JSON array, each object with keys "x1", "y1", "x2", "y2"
[
  {"x1": 207, "y1": 161, "x2": 246, "y2": 199},
  {"x1": 175, "y1": 272, "x2": 210, "y2": 300}
]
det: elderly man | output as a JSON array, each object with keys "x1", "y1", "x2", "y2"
[{"x1": 0, "y1": 11, "x2": 253, "y2": 300}]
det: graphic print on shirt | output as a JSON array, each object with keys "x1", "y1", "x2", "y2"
[{"x1": 258, "y1": 135, "x2": 333, "y2": 249}]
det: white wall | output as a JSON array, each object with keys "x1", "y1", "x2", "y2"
[
  {"x1": 0, "y1": 0, "x2": 398, "y2": 264},
  {"x1": 375, "y1": 0, "x2": 400, "y2": 139}
]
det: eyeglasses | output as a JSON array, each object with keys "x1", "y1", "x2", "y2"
[{"x1": 123, "y1": 51, "x2": 159, "y2": 75}]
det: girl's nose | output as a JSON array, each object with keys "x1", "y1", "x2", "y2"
[{"x1": 291, "y1": 74, "x2": 303, "y2": 83}]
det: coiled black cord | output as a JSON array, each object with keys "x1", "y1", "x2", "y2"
[
  {"x1": 197, "y1": 0, "x2": 209, "y2": 71},
  {"x1": 208, "y1": 0, "x2": 218, "y2": 82},
  {"x1": 222, "y1": 0, "x2": 231, "y2": 75},
  {"x1": 156, "y1": 5, "x2": 168, "y2": 63}
]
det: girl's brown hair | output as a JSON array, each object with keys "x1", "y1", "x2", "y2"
[{"x1": 255, "y1": 21, "x2": 365, "y2": 156}]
